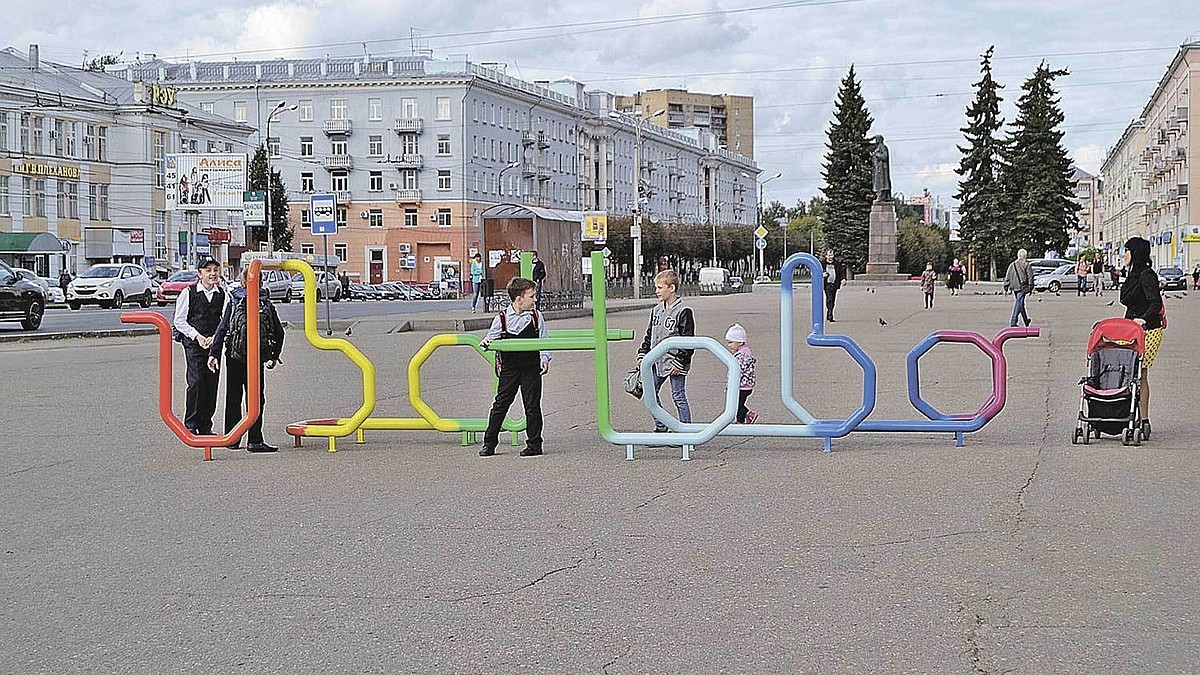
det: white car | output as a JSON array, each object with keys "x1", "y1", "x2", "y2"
[
  {"x1": 67, "y1": 263, "x2": 154, "y2": 310},
  {"x1": 37, "y1": 277, "x2": 66, "y2": 304},
  {"x1": 288, "y1": 270, "x2": 342, "y2": 301}
]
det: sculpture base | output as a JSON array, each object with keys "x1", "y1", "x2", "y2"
[{"x1": 857, "y1": 261, "x2": 909, "y2": 283}]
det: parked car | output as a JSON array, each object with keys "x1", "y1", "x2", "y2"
[
  {"x1": 1158, "y1": 267, "x2": 1187, "y2": 291},
  {"x1": 260, "y1": 269, "x2": 293, "y2": 302},
  {"x1": 1033, "y1": 263, "x2": 1083, "y2": 293},
  {"x1": 347, "y1": 282, "x2": 381, "y2": 300},
  {"x1": 0, "y1": 260, "x2": 46, "y2": 330},
  {"x1": 67, "y1": 263, "x2": 153, "y2": 309},
  {"x1": 1029, "y1": 258, "x2": 1067, "y2": 277},
  {"x1": 381, "y1": 282, "x2": 417, "y2": 300},
  {"x1": 156, "y1": 270, "x2": 198, "y2": 306},
  {"x1": 399, "y1": 281, "x2": 434, "y2": 299},
  {"x1": 288, "y1": 270, "x2": 342, "y2": 301},
  {"x1": 14, "y1": 269, "x2": 50, "y2": 295},
  {"x1": 729, "y1": 276, "x2": 744, "y2": 291},
  {"x1": 372, "y1": 283, "x2": 403, "y2": 300},
  {"x1": 37, "y1": 278, "x2": 65, "y2": 304}
]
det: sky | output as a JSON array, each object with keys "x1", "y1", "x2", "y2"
[{"x1": 6, "y1": 0, "x2": 1199, "y2": 211}]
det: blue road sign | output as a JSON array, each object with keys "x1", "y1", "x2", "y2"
[{"x1": 310, "y1": 193, "x2": 337, "y2": 235}]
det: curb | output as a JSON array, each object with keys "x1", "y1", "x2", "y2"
[{"x1": 0, "y1": 327, "x2": 159, "y2": 344}]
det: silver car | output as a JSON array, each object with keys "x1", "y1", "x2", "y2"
[
  {"x1": 1034, "y1": 263, "x2": 1084, "y2": 293},
  {"x1": 288, "y1": 270, "x2": 342, "y2": 301}
]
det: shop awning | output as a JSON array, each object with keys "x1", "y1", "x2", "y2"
[{"x1": 0, "y1": 232, "x2": 65, "y2": 254}]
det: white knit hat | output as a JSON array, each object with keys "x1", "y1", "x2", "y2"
[{"x1": 725, "y1": 323, "x2": 747, "y2": 343}]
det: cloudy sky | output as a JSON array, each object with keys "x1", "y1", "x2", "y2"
[{"x1": 7, "y1": 0, "x2": 1198, "y2": 208}]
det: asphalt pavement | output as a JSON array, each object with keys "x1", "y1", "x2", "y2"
[{"x1": 1, "y1": 283, "x2": 1197, "y2": 673}]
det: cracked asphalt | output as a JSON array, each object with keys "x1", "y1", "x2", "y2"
[{"x1": 2, "y1": 283, "x2": 1197, "y2": 673}]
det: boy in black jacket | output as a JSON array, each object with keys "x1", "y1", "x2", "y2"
[{"x1": 479, "y1": 277, "x2": 551, "y2": 457}]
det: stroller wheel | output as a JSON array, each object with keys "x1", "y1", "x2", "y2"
[
  {"x1": 1123, "y1": 428, "x2": 1140, "y2": 447},
  {"x1": 1072, "y1": 428, "x2": 1082, "y2": 445},
  {"x1": 1139, "y1": 419, "x2": 1151, "y2": 441},
  {"x1": 1082, "y1": 426, "x2": 1091, "y2": 445}
]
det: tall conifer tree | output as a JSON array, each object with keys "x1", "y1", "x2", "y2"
[
  {"x1": 248, "y1": 147, "x2": 293, "y2": 252},
  {"x1": 955, "y1": 46, "x2": 1006, "y2": 278},
  {"x1": 821, "y1": 66, "x2": 874, "y2": 272}
]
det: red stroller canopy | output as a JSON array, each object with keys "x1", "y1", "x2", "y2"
[{"x1": 1087, "y1": 318, "x2": 1145, "y2": 356}]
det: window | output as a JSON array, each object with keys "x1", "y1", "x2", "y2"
[
  {"x1": 19, "y1": 113, "x2": 30, "y2": 153},
  {"x1": 83, "y1": 124, "x2": 95, "y2": 160},
  {"x1": 87, "y1": 183, "x2": 96, "y2": 219},
  {"x1": 472, "y1": 135, "x2": 478, "y2": 158},
  {"x1": 301, "y1": 243, "x2": 315, "y2": 255},
  {"x1": 331, "y1": 138, "x2": 348, "y2": 156},
  {"x1": 401, "y1": 98, "x2": 417, "y2": 119},
  {"x1": 200, "y1": 102, "x2": 214, "y2": 114},
  {"x1": 368, "y1": 135, "x2": 383, "y2": 156},
  {"x1": 368, "y1": 209, "x2": 383, "y2": 228},
  {"x1": 336, "y1": 208, "x2": 347, "y2": 228},
  {"x1": 0, "y1": 176, "x2": 7, "y2": 215},
  {"x1": 54, "y1": 120, "x2": 64, "y2": 156},
  {"x1": 334, "y1": 243, "x2": 348, "y2": 262},
  {"x1": 298, "y1": 99, "x2": 313, "y2": 121},
  {"x1": 437, "y1": 170, "x2": 451, "y2": 191},
  {"x1": 401, "y1": 134, "x2": 418, "y2": 155},
  {"x1": 404, "y1": 208, "x2": 418, "y2": 228},
  {"x1": 402, "y1": 170, "x2": 417, "y2": 190},
  {"x1": 32, "y1": 116, "x2": 44, "y2": 155},
  {"x1": 0, "y1": 112, "x2": 7, "y2": 152},
  {"x1": 33, "y1": 179, "x2": 46, "y2": 217},
  {"x1": 369, "y1": 171, "x2": 383, "y2": 192},
  {"x1": 267, "y1": 137, "x2": 280, "y2": 158},
  {"x1": 331, "y1": 172, "x2": 349, "y2": 192},
  {"x1": 436, "y1": 96, "x2": 451, "y2": 121},
  {"x1": 67, "y1": 121, "x2": 78, "y2": 157},
  {"x1": 155, "y1": 211, "x2": 167, "y2": 261},
  {"x1": 489, "y1": 104, "x2": 495, "y2": 125},
  {"x1": 301, "y1": 209, "x2": 311, "y2": 227},
  {"x1": 153, "y1": 131, "x2": 166, "y2": 187},
  {"x1": 436, "y1": 134, "x2": 450, "y2": 156},
  {"x1": 330, "y1": 98, "x2": 347, "y2": 120},
  {"x1": 97, "y1": 126, "x2": 107, "y2": 161},
  {"x1": 490, "y1": 139, "x2": 496, "y2": 161},
  {"x1": 233, "y1": 101, "x2": 247, "y2": 122},
  {"x1": 300, "y1": 136, "x2": 313, "y2": 157},
  {"x1": 436, "y1": 208, "x2": 452, "y2": 228},
  {"x1": 368, "y1": 98, "x2": 382, "y2": 121},
  {"x1": 57, "y1": 183, "x2": 66, "y2": 216},
  {"x1": 98, "y1": 184, "x2": 109, "y2": 220},
  {"x1": 300, "y1": 172, "x2": 315, "y2": 192}
]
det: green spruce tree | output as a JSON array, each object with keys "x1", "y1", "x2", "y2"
[
  {"x1": 248, "y1": 147, "x2": 293, "y2": 251},
  {"x1": 1000, "y1": 63, "x2": 1078, "y2": 257},
  {"x1": 954, "y1": 46, "x2": 1007, "y2": 279},
  {"x1": 820, "y1": 66, "x2": 875, "y2": 272}
]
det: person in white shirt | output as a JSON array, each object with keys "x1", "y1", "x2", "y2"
[
  {"x1": 478, "y1": 277, "x2": 550, "y2": 457},
  {"x1": 172, "y1": 256, "x2": 228, "y2": 435}
]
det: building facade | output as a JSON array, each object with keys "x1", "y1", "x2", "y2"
[
  {"x1": 1070, "y1": 166, "x2": 1102, "y2": 251},
  {"x1": 0, "y1": 45, "x2": 254, "y2": 276},
  {"x1": 615, "y1": 89, "x2": 755, "y2": 160},
  {"x1": 128, "y1": 56, "x2": 758, "y2": 285},
  {"x1": 1101, "y1": 39, "x2": 1197, "y2": 269}
]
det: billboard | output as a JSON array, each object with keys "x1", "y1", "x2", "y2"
[
  {"x1": 582, "y1": 211, "x2": 608, "y2": 242},
  {"x1": 165, "y1": 154, "x2": 248, "y2": 211}
]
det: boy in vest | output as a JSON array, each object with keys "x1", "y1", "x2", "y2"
[
  {"x1": 637, "y1": 269, "x2": 695, "y2": 433},
  {"x1": 172, "y1": 256, "x2": 228, "y2": 435},
  {"x1": 208, "y1": 266, "x2": 286, "y2": 452},
  {"x1": 478, "y1": 277, "x2": 550, "y2": 457}
]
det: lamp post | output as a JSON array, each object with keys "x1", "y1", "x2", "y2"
[
  {"x1": 744, "y1": 171, "x2": 782, "y2": 279},
  {"x1": 609, "y1": 108, "x2": 665, "y2": 299},
  {"x1": 711, "y1": 200, "x2": 727, "y2": 267},
  {"x1": 263, "y1": 100, "x2": 296, "y2": 253},
  {"x1": 497, "y1": 160, "x2": 521, "y2": 199}
]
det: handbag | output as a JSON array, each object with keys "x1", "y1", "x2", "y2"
[{"x1": 624, "y1": 365, "x2": 643, "y2": 399}]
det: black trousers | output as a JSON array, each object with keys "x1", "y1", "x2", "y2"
[
  {"x1": 183, "y1": 342, "x2": 220, "y2": 434},
  {"x1": 737, "y1": 389, "x2": 753, "y2": 423},
  {"x1": 483, "y1": 365, "x2": 543, "y2": 451},
  {"x1": 824, "y1": 284, "x2": 839, "y2": 320},
  {"x1": 224, "y1": 357, "x2": 265, "y2": 445}
]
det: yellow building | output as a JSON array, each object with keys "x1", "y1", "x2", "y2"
[{"x1": 615, "y1": 89, "x2": 754, "y2": 160}]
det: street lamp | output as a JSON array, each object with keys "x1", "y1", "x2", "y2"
[
  {"x1": 609, "y1": 107, "x2": 666, "y2": 299},
  {"x1": 264, "y1": 100, "x2": 296, "y2": 253},
  {"x1": 744, "y1": 171, "x2": 782, "y2": 279},
  {"x1": 711, "y1": 200, "x2": 728, "y2": 267},
  {"x1": 497, "y1": 160, "x2": 521, "y2": 199}
]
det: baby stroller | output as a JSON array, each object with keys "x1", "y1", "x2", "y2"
[{"x1": 1073, "y1": 318, "x2": 1145, "y2": 446}]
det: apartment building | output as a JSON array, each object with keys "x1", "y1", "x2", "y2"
[
  {"x1": 1100, "y1": 121, "x2": 1146, "y2": 266},
  {"x1": 1101, "y1": 39, "x2": 1197, "y2": 269},
  {"x1": 1070, "y1": 166, "x2": 1102, "y2": 250},
  {"x1": 128, "y1": 56, "x2": 758, "y2": 285},
  {"x1": 0, "y1": 46, "x2": 254, "y2": 276},
  {"x1": 615, "y1": 89, "x2": 755, "y2": 159}
]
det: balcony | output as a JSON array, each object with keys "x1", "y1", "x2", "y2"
[
  {"x1": 521, "y1": 130, "x2": 550, "y2": 149},
  {"x1": 392, "y1": 153, "x2": 423, "y2": 169},
  {"x1": 521, "y1": 166, "x2": 551, "y2": 181},
  {"x1": 322, "y1": 154, "x2": 353, "y2": 171},
  {"x1": 668, "y1": 165, "x2": 684, "y2": 177},
  {"x1": 323, "y1": 119, "x2": 353, "y2": 136},
  {"x1": 393, "y1": 117, "x2": 423, "y2": 134},
  {"x1": 395, "y1": 189, "x2": 422, "y2": 204},
  {"x1": 334, "y1": 190, "x2": 352, "y2": 204},
  {"x1": 521, "y1": 194, "x2": 550, "y2": 208}
]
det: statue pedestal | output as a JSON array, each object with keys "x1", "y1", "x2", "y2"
[{"x1": 856, "y1": 201, "x2": 909, "y2": 282}]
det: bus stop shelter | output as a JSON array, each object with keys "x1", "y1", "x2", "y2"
[
  {"x1": 479, "y1": 203, "x2": 583, "y2": 296},
  {"x1": 0, "y1": 232, "x2": 67, "y2": 277}
]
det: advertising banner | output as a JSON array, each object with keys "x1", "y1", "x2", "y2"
[
  {"x1": 166, "y1": 154, "x2": 248, "y2": 211},
  {"x1": 582, "y1": 211, "x2": 608, "y2": 242}
]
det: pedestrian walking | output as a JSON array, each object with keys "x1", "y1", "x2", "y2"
[
  {"x1": 208, "y1": 267, "x2": 286, "y2": 452},
  {"x1": 1119, "y1": 236, "x2": 1165, "y2": 440},
  {"x1": 531, "y1": 251, "x2": 547, "y2": 309},
  {"x1": 947, "y1": 258, "x2": 965, "y2": 295},
  {"x1": 637, "y1": 269, "x2": 695, "y2": 434},
  {"x1": 821, "y1": 249, "x2": 846, "y2": 322},
  {"x1": 1075, "y1": 257, "x2": 1090, "y2": 297},
  {"x1": 1091, "y1": 257, "x2": 1105, "y2": 297},
  {"x1": 172, "y1": 256, "x2": 227, "y2": 435},
  {"x1": 470, "y1": 253, "x2": 485, "y2": 313},
  {"x1": 921, "y1": 262, "x2": 936, "y2": 309},
  {"x1": 1004, "y1": 249, "x2": 1034, "y2": 327},
  {"x1": 724, "y1": 323, "x2": 757, "y2": 424},
  {"x1": 478, "y1": 277, "x2": 550, "y2": 457},
  {"x1": 58, "y1": 268, "x2": 72, "y2": 294},
  {"x1": 1192, "y1": 264, "x2": 1199, "y2": 291}
]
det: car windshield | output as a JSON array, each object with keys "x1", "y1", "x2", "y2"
[
  {"x1": 1055, "y1": 264, "x2": 1073, "y2": 274},
  {"x1": 1159, "y1": 268, "x2": 1182, "y2": 275},
  {"x1": 168, "y1": 271, "x2": 198, "y2": 282},
  {"x1": 81, "y1": 266, "x2": 120, "y2": 278}
]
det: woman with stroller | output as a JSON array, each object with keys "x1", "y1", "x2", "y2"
[{"x1": 1119, "y1": 236, "x2": 1164, "y2": 439}]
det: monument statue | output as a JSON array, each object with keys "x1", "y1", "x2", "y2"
[{"x1": 871, "y1": 135, "x2": 892, "y2": 203}]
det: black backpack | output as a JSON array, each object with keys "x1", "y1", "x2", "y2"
[{"x1": 227, "y1": 297, "x2": 283, "y2": 362}]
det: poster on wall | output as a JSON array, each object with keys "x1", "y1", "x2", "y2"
[
  {"x1": 165, "y1": 154, "x2": 248, "y2": 211},
  {"x1": 433, "y1": 259, "x2": 461, "y2": 297}
]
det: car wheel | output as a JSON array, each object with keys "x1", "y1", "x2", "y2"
[
  {"x1": 21, "y1": 299, "x2": 44, "y2": 330},
  {"x1": 1048, "y1": 280, "x2": 1061, "y2": 293},
  {"x1": 140, "y1": 290, "x2": 153, "y2": 308},
  {"x1": 110, "y1": 290, "x2": 124, "y2": 309},
  {"x1": 332, "y1": 288, "x2": 341, "y2": 302},
  {"x1": 68, "y1": 301, "x2": 81, "y2": 311}
]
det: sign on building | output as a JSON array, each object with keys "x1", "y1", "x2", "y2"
[{"x1": 165, "y1": 154, "x2": 248, "y2": 211}]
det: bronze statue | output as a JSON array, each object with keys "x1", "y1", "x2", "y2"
[{"x1": 871, "y1": 135, "x2": 891, "y2": 203}]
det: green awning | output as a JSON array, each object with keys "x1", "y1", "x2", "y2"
[{"x1": 0, "y1": 232, "x2": 65, "y2": 254}]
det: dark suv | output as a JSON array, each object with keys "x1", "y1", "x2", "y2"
[{"x1": 0, "y1": 259, "x2": 47, "y2": 330}]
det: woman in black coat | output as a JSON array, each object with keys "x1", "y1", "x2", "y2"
[{"x1": 1119, "y1": 236, "x2": 1164, "y2": 438}]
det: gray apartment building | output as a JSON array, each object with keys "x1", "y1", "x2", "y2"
[
  {"x1": 0, "y1": 45, "x2": 254, "y2": 277},
  {"x1": 126, "y1": 55, "x2": 759, "y2": 285}
]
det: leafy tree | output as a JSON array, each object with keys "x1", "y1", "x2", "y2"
[
  {"x1": 897, "y1": 216, "x2": 950, "y2": 276},
  {"x1": 1000, "y1": 63, "x2": 1078, "y2": 257},
  {"x1": 84, "y1": 53, "x2": 121, "y2": 72},
  {"x1": 820, "y1": 66, "x2": 875, "y2": 273},
  {"x1": 248, "y1": 147, "x2": 293, "y2": 251},
  {"x1": 955, "y1": 46, "x2": 1008, "y2": 279}
]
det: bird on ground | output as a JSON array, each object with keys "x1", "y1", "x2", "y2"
[
  {"x1": 345, "y1": 326, "x2": 353, "y2": 337},
  {"x1": 1107, "y1": 300, "x2": 1115, "y2": 306},
  {"x1": 878, "y1": 317, "x2": 888, "y2": 326}
]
